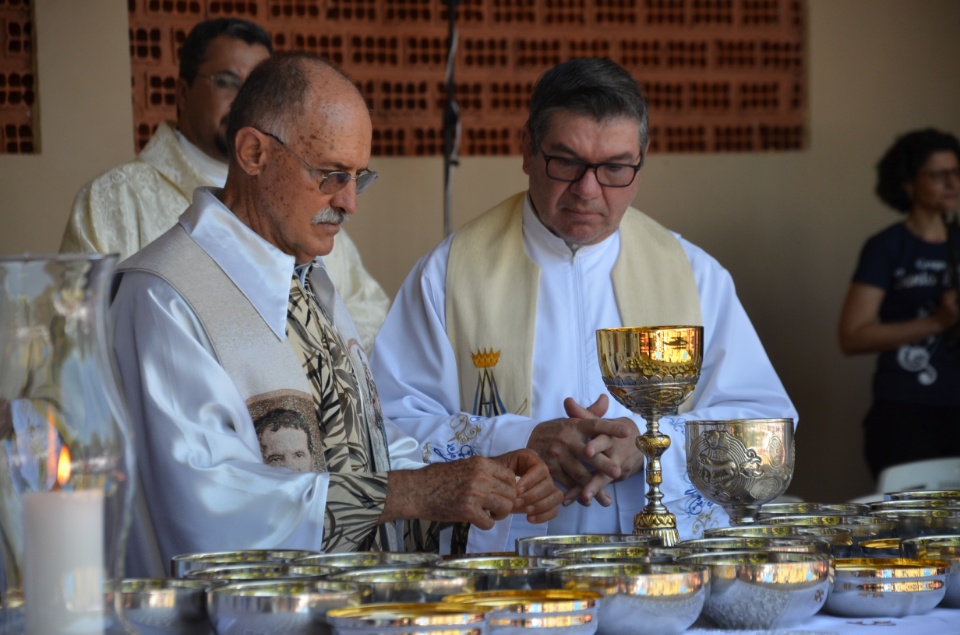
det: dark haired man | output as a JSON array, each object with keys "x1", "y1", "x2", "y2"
[
  {"x1": 64, "y1": 18, "x2": 389, "y2": 348},
  {"x1": 371, "y1": 58, "x2": 797, "y2": 553},
  {"x1": 110, "y1": 52, "x2": 562, "y2": 577}
]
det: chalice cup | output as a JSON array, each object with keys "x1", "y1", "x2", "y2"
[
  {"x1": 596, "y1": 326, "x2": 703, "y2": 546},
  {"x1": 685, "y1": 418, "x2": 795, "y2": 525}
]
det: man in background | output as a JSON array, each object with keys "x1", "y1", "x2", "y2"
[
  {"x1": 62, "y1": 18, "x2": 389, "y2": 348},
  {"x1": 370, "y1": 58, "x2": 797, "y2": 553}
]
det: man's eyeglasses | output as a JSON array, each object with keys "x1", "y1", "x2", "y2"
[
  {"x1": 920, "y1": 167, "x2": 960, "y2": 185},
  {"x1": 199, "y1": 72, "x2": 244, "y2": 92},
  {"x1": 258, "y1": 130, "x2": 378, "y2": 195},
  {"x1": 540, "y1": 145, "x2": 643, "y2": 188}
]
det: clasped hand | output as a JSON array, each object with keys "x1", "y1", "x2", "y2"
[
  {"x1": 384, "y1": 448, "x2": 562, "y2": 530},
  {"x1": 527, "y1": 394, "x2": 644, "y2": 507}
]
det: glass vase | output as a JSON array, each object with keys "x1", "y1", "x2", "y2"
[{"x1": 0, "y1": 254, "x2": 135, "y2": 635}]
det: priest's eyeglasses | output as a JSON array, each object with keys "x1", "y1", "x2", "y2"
[
  {"x1": 540, "y1": 145, "x2": 643, "y2": 188},
  {"x1": 259, "y1": 130, "x2": 378, "y2": 194}
]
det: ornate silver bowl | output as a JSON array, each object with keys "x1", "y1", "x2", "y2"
[
  {"x1": 685, "y1": 418, "x2": 795, "y2": 524},
  {"x1": 292, "y1": 551, "x2": 441, "y2": 571},
  {"x1": 118, "y1": 578, "x2": 211, "y2": 635},
  {"x1": 435, "y1": 555, "x2": 556, "y2": 591},
  {"x1": 515, "y1": 533, "x2": 660, "y2": 557},
  {"x1": 823, "y1": 558, "x2": 949, "y2": 618},
  {"x1": 901, "y1": 535, "x2": 960, "y2": 608},
  {"x1": 443, "y1": 589, "x2": 602, "y2": 634},
  {"x1": 676, "y1": 550, "x2": 832, "y2": 630},
  {"x1": 546, "y1": 563, "x2": 708, "y2": 635},
  {"x1": 328, "y1": 566, "x2": 478, "y2": 603},
  {"x1": 207, "y1": 580, "x2": 366, "y2": 635},
  {"x1": 170, "y1": 549, "x2": 318, "y2": 578}
]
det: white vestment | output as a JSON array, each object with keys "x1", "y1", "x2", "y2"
[
  {"x1": 111, "y1": 188, "x2": 422, "y2": 578},
  {"x1": 370, "y1": 193, "x2": 798, "y2": 553},
  {"x1": 62, "y1": 121, "x2": 390, "y2": 349}
]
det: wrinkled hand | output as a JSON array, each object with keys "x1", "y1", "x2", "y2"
[
  {"x1": 492, "y1": 448, "x2": 563, "y2": 524},
  {"x1": 526, "y1": 394, "x2": 633, "y2": 508},
  {"x1": 565, "y1": 397, "x2": 643, "y2": 507},
  {"x1": 384, "y1": 455, "x2": 552, "y2": 530}
]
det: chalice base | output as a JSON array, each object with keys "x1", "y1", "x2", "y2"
[{"x1": 633, "y1": 510, "x2": 680, "y2": 547}]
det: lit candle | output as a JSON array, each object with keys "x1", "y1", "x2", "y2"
[{"x1": 22, "y1": 445, "x2": 105, "y2": 635}]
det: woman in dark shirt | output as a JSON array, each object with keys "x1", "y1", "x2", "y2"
[{"x1": 839, "y1": 128, "x2": 960, "y2": 480}]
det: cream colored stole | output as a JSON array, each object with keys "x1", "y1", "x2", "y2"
[{"x1": 445, "y1": 192, "x2": 703, "y2": 417}]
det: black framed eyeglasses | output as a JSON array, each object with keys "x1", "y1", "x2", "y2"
[
  {"x1": 540, "y1": 145, "x2": 643, "y2": 188},
  {"x1": 258, "y1": 130, "x2": 378, "y2": 195},
  {"x1": 199, "y1": 72, "x2": 244, "y2": 92}
]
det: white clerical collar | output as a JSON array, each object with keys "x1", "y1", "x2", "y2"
[
  {"x1": 176, "y1": 129, "x2": 229, "y2": 187},
  {"x1": 522, "y1": 193, "x2": 617, "y2": 260}
]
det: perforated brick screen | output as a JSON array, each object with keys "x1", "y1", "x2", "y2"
[
  {"x1": 0, "y1": 0, "x2": 807, "y2": 155},
  {"x1": 0, "y1": 0, "x2": 35, "y2": 153}
]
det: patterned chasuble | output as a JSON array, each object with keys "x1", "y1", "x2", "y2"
[{"x1": 287, "y1": 267, "x2": 390, "y2": 552}]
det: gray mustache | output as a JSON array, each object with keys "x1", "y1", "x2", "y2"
[{"x1": 310, "y1": 207, "x2": 346, "y2": 225}]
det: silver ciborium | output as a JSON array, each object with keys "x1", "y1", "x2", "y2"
[
  {"x1": 685, "y1": 418, "x2": 795, "y2": 525},
  {"x1": 596, "y1": 326, "x2": 703, "y2": 546}
]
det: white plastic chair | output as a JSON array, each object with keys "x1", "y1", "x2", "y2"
[{"x1": 876, "y1": 457, "x2": 960, "y2": 493}]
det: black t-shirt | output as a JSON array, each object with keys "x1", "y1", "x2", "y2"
[{"x1": 852, "y1": 222, "x2": 960, "y2": 406}]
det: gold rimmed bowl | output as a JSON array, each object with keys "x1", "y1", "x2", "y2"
[
  {"x1": 762, "y1": 513, "x2": 845, "y2": 527},
  {"x1": 793, "y1": 526, "x2": 855, "y2": 558},
  {"x1": 901, "y1": 535, "x2": 960, "y2": 608},
  {"x1": 869, "y1": 508, "x2": 960, "y2": 538},
  {"x1": 841, "y1": 515, "x2": 899, "y2": 556},
  {"x1": 183, "y1": 563, "x2": 335, "y2": 584},
  {"x1": 870, "y1": 498, "x2": 955, "y2": 512},
  {"x1": 886, "y1": 489, "x2": 960, "y2": 501},
  {"x1": 292, "y1": 551, "x2": 441, "y2": 571},
  {"x1": 327, "y1": 566, "x2": 478, "y2": 603},
  {"x1": 547, "y1": 562, "x2": 709, "y2": 635},
  {"x1": 516, "y1": 534, "x2": 660, "y2": 557},
  {"x1": 443, "y1": 589, "x2": 602, "y2": 634},
  {"x1": 757, "y1": 502, "x2": 869, "y2": 518},
  {"x1": 326, "y1": 602, "x2": 486, "y2": 635},
  {"x1": 704, "y1": 522, "x2": 856, "y2": 556},
  {"x1": 703, "y1": 523, "x2": 797, "y2": 539},
  {"x1": 170, "y1": 549, "x2": 319, "y2": 578},
  {"x1": 550, "y1": 544, "x2": 678, "y2": 564},
  {"x1": 859, "y1": 538, "x2": 903, "y2": 559},
  {"x1": 675, "y1": 550, "x2": 832, "y2": 630},
  {"x1": 118, "y1": 578, "x2": 211, "y2": 635},
  {"x1": 208, "y1": 580, "x2": 367, "y2": 635},
  {"x1": 676, "y1": 535, "x2": 832, "y2": 555},
  {"x1": 435, "y1": 555, "x2": 557, "y2": 591},
  {"x1": 823, "y1": 558, "x2": 950, "y2": 618}
]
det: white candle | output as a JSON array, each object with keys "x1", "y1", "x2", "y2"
[{"x1": 22, "y1": 489, "x2": 105, "y2": 635}]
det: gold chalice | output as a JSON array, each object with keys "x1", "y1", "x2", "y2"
[{"x1": 596, "y1": 326, "x2": 703, "y2": 546}]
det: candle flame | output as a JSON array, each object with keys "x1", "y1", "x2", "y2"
[{"x1": 57, "y1": 445, "x2": 71, "y2": 487}]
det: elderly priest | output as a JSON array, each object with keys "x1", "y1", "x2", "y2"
[{"x1": 110, "y1": 52, "x2": 562, "y2": 578}]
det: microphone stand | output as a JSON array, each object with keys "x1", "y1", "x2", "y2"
[{"x1": 442, "y1": 0, "x2": 461, "y2": 238}]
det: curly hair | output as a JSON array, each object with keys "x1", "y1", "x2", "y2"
[{"x1": 875, "y1": 128, "x2": 960, "y2": 213}]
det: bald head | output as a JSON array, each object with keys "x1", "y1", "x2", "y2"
[
  {"x1": 225, "y1": 52, "x2": 367, "y2": 161},
  {"x1": 219, "y1": 51, "x2": 374, "y2": 264}
]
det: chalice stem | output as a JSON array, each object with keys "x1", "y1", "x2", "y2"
[{"x1": 634, "y1": 412, "x2": 680, "y2": 546}]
